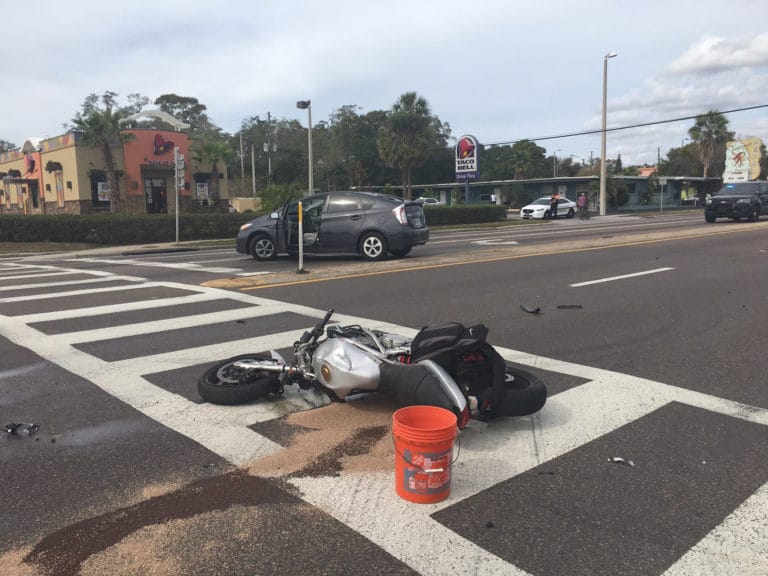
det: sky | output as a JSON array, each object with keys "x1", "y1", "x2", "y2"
[{"x1": 4, "y1": 0, "x2": 768, "y2": 168}]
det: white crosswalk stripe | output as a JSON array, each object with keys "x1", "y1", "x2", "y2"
[{"x1": 1, "y1": 261, "x2": 767, "y2": 575}]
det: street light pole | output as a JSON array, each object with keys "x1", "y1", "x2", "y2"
[
  {"x1": 599, "y1": 51, "x2": 617, "y2": 217},
  {"x1": 296, "y1": 100, "x2": 313, "y2": 194},
  {"x1": 553, "y1": 148, "x2": 561, "y2": 179}
]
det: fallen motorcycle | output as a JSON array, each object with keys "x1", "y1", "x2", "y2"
[{"x1": 198, "y1": 309, "x2": 546, "y2": 428}]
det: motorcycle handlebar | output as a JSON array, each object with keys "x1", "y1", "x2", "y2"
[{"x1": 298, "y1": 309, "x2": 335, "y2": 345}]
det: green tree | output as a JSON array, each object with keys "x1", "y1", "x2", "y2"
[
  {"x1": 481, "y1": 143, "x2": 546, "y2": 180},
  {"x1": 480, "y1": 144, "x2": 516, "y2": 180},
  {"x1": 688, "y1": 110, "x2": 734, "y2": 178},
  {"x1": 0, "y1": 139, "x2": 17, "y2": 152},
  {"x1": 330, "y1": 106, "x2": 393, "y2": 188},
  {"x1": 659, "y1": 143, "x2": 702, "y2": 176},
  {"x1": 70, "y1": 92, "x2": 135, "y2": 213},
  {"x1": 192, "y1": 141, "x2": 236, "y2": 202},
  {"x1": 509, "y1": 140, "x2": 547, "y2": 179},
  {"x1": 642, "y1": 173, "x2": 659, "y2": 205},
  {"x1": 235, "y1": 116, "x2": 308, "y2": 193},
  {"x1": 377, "y1": 92, "x2": 443, "y2": 199},
  {"x1": 259, "y1": 182, "x2": 300, "y2": 212}
]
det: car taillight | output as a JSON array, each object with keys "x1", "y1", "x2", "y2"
[{"x1": 393, "y1": 205, "x2": 408, "y2": 225}]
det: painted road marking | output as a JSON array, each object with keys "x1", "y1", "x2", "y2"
[
  {"x1": 570, "y1": 267, "x2": 675, "y2": 287},
  {"x1": 70, "y1": 256, "x2": 246, "y2": 275},
  {"x1": 0, "y1": 275, "x2": 144, "y2": 292},
  {"x1": 0, "y1": 282, "x2": 151, "y2": 303},
  {"x1": 472, "y1": 239, "x2": 520, "y2": 245},
  {"x1": 1, "y1": 268, "x2": 766, "y2": 576}
]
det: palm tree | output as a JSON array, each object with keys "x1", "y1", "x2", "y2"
[
  {"x1": 688, "y1": 111, "x2": 733, "y2": 178},
  {"x1": 71, "y1": 92, "x2": 134, "y2": 213},
  {"x1": 192, "y1": 141, "x2": 235, "y2": 203},
  {"x1": 377, "y1": 92, "x2": 436, "y2": 199}
]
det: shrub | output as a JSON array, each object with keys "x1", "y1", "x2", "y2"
[
  {"x1": 423, "y1": 205, "x2": 506, "y2": 226},
  {"x1": 0, "y1": 213, "x2": 258, "y2": 244}
]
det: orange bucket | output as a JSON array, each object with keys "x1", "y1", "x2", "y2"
[{"x1": 392, "y1": 405, "x2": 458, "y2": 504}]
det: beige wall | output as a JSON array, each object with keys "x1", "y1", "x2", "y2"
[{"x1": 2, "y1": 132, "x2": 230, "y2": 214}]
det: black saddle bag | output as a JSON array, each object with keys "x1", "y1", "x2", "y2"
[
  {"x1": 411, "y1": 322, "x2": 506, "y2": 417},
  {"x1": 411, "y1": 322, "x2": 488, "y2": 363}
]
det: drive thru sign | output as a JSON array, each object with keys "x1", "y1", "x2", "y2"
[{"x1": 455, "y1": 135, "x2": 479, "y2": 181}]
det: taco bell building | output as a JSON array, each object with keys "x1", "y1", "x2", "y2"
[{"x1": 0, "y1": 128, "x2": 229, "y2": 215}]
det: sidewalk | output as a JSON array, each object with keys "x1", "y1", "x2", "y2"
[{"x1": 2, "y1": 240, "x2": 234, "y2": 259}]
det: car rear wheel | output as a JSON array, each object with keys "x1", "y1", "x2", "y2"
[
  {"x1": 250, "y1": 235, "x2": 277, "y2": 260},
  {"x1": 359, "y1": 232, "x2": 388, "y2": 261},
  {"x1": 567, "y1": 208, "x2": 575, "y2": 218}
]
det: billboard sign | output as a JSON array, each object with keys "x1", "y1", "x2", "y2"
[
  {"x1": 723, "y1": 137, "x2": 763, "y2": 182},
  {"x1": 455, "y1": 135, "x2": 479, "y2": 181}
]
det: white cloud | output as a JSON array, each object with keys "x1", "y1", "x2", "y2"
[
  {"x1": 3, "y1": 1, "x2": 768, "y2": 170},
  {"x1": 666, "y1": 33, "x2": 768, "y2": 74}
]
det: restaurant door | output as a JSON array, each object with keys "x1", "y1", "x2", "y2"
[{"x1": 144, "y1": 177, "x2": 168, "y2": 214}]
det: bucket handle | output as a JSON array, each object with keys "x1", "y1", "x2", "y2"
[{"x1": 392, "y1": 432, "x2": 461, "y2": 473}]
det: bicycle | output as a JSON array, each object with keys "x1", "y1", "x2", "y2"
[{"x1": 577, "y1": 205, "x2": 590, "y2": 220}]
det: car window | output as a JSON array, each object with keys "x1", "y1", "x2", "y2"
[
  {"x1": 717, "y1": 183, "x2": 757, "y2": 196},
  {"x1": 285, "y1": 195, "x2": 326, "y2": 218},
  {"x1": 327, "y1": 193, "x2": 362, "y2": 213},
  {"x1": 558, "y1": 198, "x2": 569, "y2": 205},
  {"x1": 359, "y1": 194, "x2": 378, "y2": 209}
]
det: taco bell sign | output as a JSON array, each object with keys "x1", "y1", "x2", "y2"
[{"x1": 455, "y1": 135, "x2": 479, "y2": 181}]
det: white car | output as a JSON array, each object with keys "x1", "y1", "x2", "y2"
[
  {"x1": 416, "y1": 197, "x2": 445, "y2": 206},
  {"x1": 520, "y1": 197, "x2": 576, "y2": 219}
]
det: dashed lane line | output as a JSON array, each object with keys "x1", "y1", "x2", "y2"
[{"x1": 570, "y1": 267, "x2": 675, "y2": 287}]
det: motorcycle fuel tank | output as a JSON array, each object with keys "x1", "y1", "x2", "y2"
[{"x1": 312, "y1": 338, "x2": 381, "y2": 398}]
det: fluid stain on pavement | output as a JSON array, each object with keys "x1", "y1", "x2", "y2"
[{"x1": 9, "y1": 397, "x2": 404, "y2": 576}]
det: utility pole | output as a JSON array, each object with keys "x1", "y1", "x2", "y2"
[
  {"x1": 239, "y1": 133, "x2": 245, "y2": 196},
  {"x1": 251, "y1": 145, "x2": 256, "y2": 197},
  {"x1": 600, "y1": 51, "x2": 617, "y2": 216}
]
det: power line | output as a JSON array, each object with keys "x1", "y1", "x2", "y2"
[{"x1": 482, "y1": 103, "x2": 768, "y2": 147}]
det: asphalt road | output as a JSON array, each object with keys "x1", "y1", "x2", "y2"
[{"x1": 1, "y1": 214, "x2": 767, "y2": 575}]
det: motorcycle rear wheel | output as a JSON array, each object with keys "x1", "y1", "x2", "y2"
[
  {"x1": 198, "y1": 354, "x2": 281, "y2": 405},
  {"x1": 482, "y1": 366, "x2": 547, "y2": 417}
]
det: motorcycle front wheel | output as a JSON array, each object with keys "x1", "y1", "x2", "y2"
[{"x1": 198, "y1": 354, "x2": 281, "y2": 405}]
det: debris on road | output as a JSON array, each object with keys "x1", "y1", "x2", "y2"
[
  {"x1": 3, "y1": 422, "x2": 40, "y2": 436},
  {"x1": 520, "y1": 304, "x2": 542, "y2": 314},
  {"x1": 557, "y1": 304, "x2": 583, "y2": 310},
  {"x1": 608, "y1": 456, "x2": 635, "y2": 467}
]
